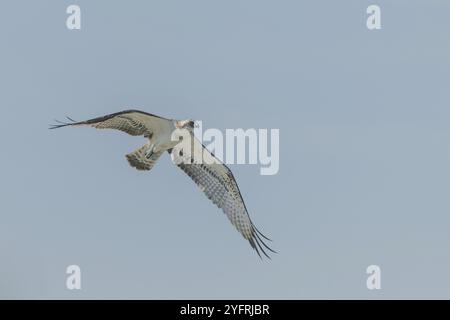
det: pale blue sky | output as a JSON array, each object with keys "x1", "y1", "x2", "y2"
[{"x1": 0, "y1": 1, "x2": 450, "y2": 299}]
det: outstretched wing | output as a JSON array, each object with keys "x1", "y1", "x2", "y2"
[
  {"x1": 49, "y1": 109, "x2": 172, "y2": 138},
  {"x1": 169, "y1": 135, "x2": 275, "y2": 259}
]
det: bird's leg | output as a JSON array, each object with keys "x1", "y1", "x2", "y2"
[{"x1": 145, "y1": 144, "x2": 155, "y2": 159}]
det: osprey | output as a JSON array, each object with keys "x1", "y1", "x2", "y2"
[{"x1": 50, "y1": 110, "x2": 275, "y2": 259}]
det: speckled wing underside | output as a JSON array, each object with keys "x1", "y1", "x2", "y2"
[
  {"x1": 49, "y1": 109, "x2": 171, "y2": 138},
  {"x1": 50, "y1": 110, "x2": 171, "y2": 171},
  {"x1": 89, "y1": 115, "x2": 148, "y2": 136},
  {"x1": 170, "y1": 136, "x2": 275, "y2": 258}
]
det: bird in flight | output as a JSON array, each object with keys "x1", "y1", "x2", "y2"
[{"x1": 50, "y1": 110, "x2": 275, "y2": 259}]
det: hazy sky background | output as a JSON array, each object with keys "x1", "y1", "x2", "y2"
[{"x1": 1, "y1": 1, "x2": 450, "y2": 299}]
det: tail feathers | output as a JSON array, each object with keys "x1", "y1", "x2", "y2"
[{"x1": 126, "y1": 144, "x2": 163, "y2": 171}]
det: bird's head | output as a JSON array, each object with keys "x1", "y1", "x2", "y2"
[{"x1": 175, "y1": 119, "x2": 197, "y2": 132}]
